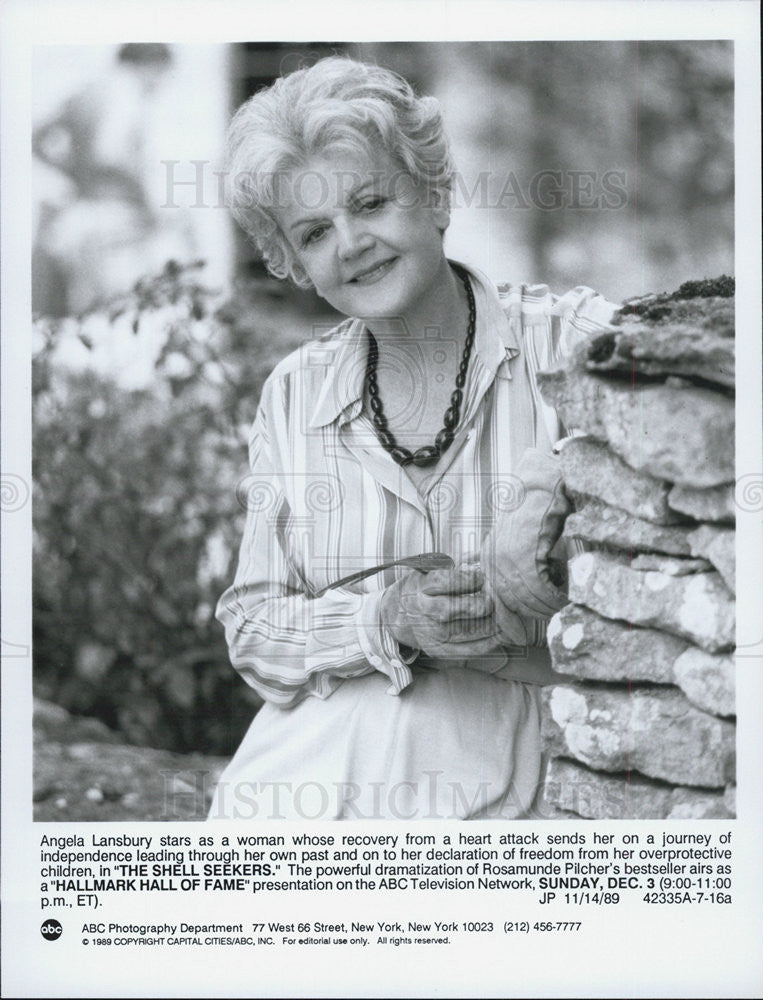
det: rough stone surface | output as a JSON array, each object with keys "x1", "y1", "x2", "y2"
[
  {"x1": 629, "y1": 553, "x2": 712, "y2": 575},
  {"x1": 688, "y1": 524, "x2": 735, "y2": 593},
  {"x1": 538, "y1": 366, "x2": 734, "y2": 487},
  {"x1": 559, "y1": 436, "x2": 679, "y2": 524},
  {"x1": 672, "y1": 647, "x2": 735, "y2": 718},
  {"x1": 724, "y1": 785, "x2": 736, "y2": 814},
  {"x1": 585, "y1": 313, "x2": 734, "y2": 389},
  {"x1": 538, "y1": 282, "x2": 736, "y2": 819},
  {"x1": 543, "y1": 758, "x2": 734, "y2": 819},
  {"x1": 547, "y1": 604, "x2": 687, "y2": 684},
  {"x1": 667, "y1": 787, "x2": 736, "y2": 819},
  {"x1": 33, "y1": 699, "x2": 227, "y2": 821},
  {"x1": 616, "y1": 280, "x2": 734, "y2": 317},
  {"x1": 541, "y1": 684, "x2": 735, "y2": 787},
  {"x1": 563, "y1": 499, "x2": 694, "y2": 556},
  {"x1": 668, "y1": 482, "x2": 735, "y2": 523},
  {"x1": 568, "y1": 551, "x2": 735, "y2": 652},
  {"x1": 547, "y1": 606, "x2": 735, "y2": 714}
]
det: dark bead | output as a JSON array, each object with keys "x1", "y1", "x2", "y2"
[
  {"x1": 443, "y1": 406, "x2": 458, "y2": 429},
  {"x1": 390, "y1": 446, "x2": 414, "y2": 465},
  {"x1": 364, "y1": 268, "x2": 475, "y2": 468},
  {"x1": 411, "y1": 445, "x2": 440, "y2": 467},
  {"x1": 435, "y1": 428, "x2": 454, "y2": 452}
]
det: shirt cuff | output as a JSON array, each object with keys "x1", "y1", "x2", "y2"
[{"x1": 356, "y1": 589, "x2": 419, "y2": 695}]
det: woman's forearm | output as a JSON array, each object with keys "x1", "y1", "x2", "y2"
[{"x1": 216, "y1": 580, "x2": 416, "y2": 707}]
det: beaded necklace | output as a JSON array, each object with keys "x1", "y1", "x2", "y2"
[{"x1": 365, "y1": 264, "x2": 476, "y2": 468}]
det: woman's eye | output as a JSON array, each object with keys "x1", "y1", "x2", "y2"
[
  {"x1": 358, "y1": 196, "x2": 386, "y2": 213},
  {"x1": 301, "y1": 225, "x2": 327, "y2": 247}
]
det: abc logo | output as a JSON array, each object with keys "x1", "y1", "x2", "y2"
[{"x1": 41, "y1": 919, "x2": 63, "y2": 941}]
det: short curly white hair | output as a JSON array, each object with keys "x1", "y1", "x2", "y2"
[{"x1": 226, "y1": 55, "x2": 455, "y2": 288}]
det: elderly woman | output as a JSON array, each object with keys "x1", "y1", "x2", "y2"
[{"x1": 210, "y1": 56, "x2": 617, "y2": 821}]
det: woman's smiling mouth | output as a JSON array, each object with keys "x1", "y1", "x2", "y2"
[{"x1": 348, "y1": 257, "x2": 398, "y2": 284}]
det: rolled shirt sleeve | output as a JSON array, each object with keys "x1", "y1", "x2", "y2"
[{"x1": 215, "y1": 381, "x2": 417, "y2": 708}]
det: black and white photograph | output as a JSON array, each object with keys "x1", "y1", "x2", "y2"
[
  {"x1": 28, "y1": 37, "x2": 738, "y2": 822},
  {"x1": 2, "y1": 1, "x2": 762, "y2": 997}
]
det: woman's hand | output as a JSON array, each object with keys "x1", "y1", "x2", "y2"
[
  {"x1": 380, "y1": 565, "x2": 512, "y2": 659},
  {"x1": 481, "y1": 448, "x2": 572, "y2": 623}
]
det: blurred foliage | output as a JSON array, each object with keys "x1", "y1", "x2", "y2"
[
  {"x1": 33, "y1": 261, "x2": 303, "y2": 755},
  {"x1": 372, "y1": 39, "x2": 734, "y2": 300},
  {"x1": 234, "y1": 41, "x2": 733, "y2": 300}
]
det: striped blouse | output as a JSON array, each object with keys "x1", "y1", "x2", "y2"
[{"x1": 216, "y1": 263, "x2": 618, "y2": 708}]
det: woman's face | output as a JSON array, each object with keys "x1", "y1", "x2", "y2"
[{"x1": 274, "y1": 146, "x2": 450, "y2": 319}]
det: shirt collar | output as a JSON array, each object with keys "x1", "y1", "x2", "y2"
[
  {"x1": 308, "y1": 318, "x2": 368, "y2": 429},
  {"x1": 308, "y1": 260, "x2": 520, "y2": 429},
  {"x1": 454, "y1": 259, "x2": 519, "y2": 380}
]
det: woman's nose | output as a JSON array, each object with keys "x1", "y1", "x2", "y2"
[{"x1": 335, "y1": 216, "x2": 374, "y2": 260}]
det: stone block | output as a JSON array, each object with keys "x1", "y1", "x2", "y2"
[
  {"x1": 668, "y1": 482, "x2": 735, "y2": 523},
  {"x1": 563, "y1": 499, "x2": 694, "y2": 555},
  {"x1": 538, "y1": 366, "x2": 734, "y2": 487},
  {"x1": 547, "y1": 606, "x2": 735, "y2": 715},
  {"x1": 547, "y1": 604, "x2": 687, "y2": 683},
  {"x1": 541, "y1": 684, "x2": 735, "y2": 787},
  {"x1": 584, "y1": 310, "x2": 734, "y2": 389},
  {"x1": 667, "y1": 787, "x2": 735, "y2": 819},
  {"x1": 543, "y1": 758, "x2": 733, "y2": 819},
  {"x1": 629, "y1": 553, "x2": 712, "y2": 575},
  {"x1": 688, "y1": 524, "x2": 735, "y2": 593},
  {"x1": 544, "y1": 758, "x2": 671, "y2": 818},
  {"x1": 559, "y1": 436, "x2": 679, "y2": 524},
  {"x1": 723, "y1": 785, "x2": 736, "y2": 815},
  {"x1": 672, "y1": 647, "x2": 735, "y2": 717},
  {"x1": 568, "y1": 551, "x2": 735, "y2": 652}
]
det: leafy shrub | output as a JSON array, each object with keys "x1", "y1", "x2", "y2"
[{"x1": 33, "y1": 261, "x2": 305, "y2": 754}]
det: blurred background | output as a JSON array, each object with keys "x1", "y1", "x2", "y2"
[{"x1": 32, "y1": 40, "x2": 734, "y2": 758}]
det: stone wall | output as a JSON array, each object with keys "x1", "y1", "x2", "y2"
[{"x1": 537, "y1": 279, "x2": 736, "y2": 819}]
